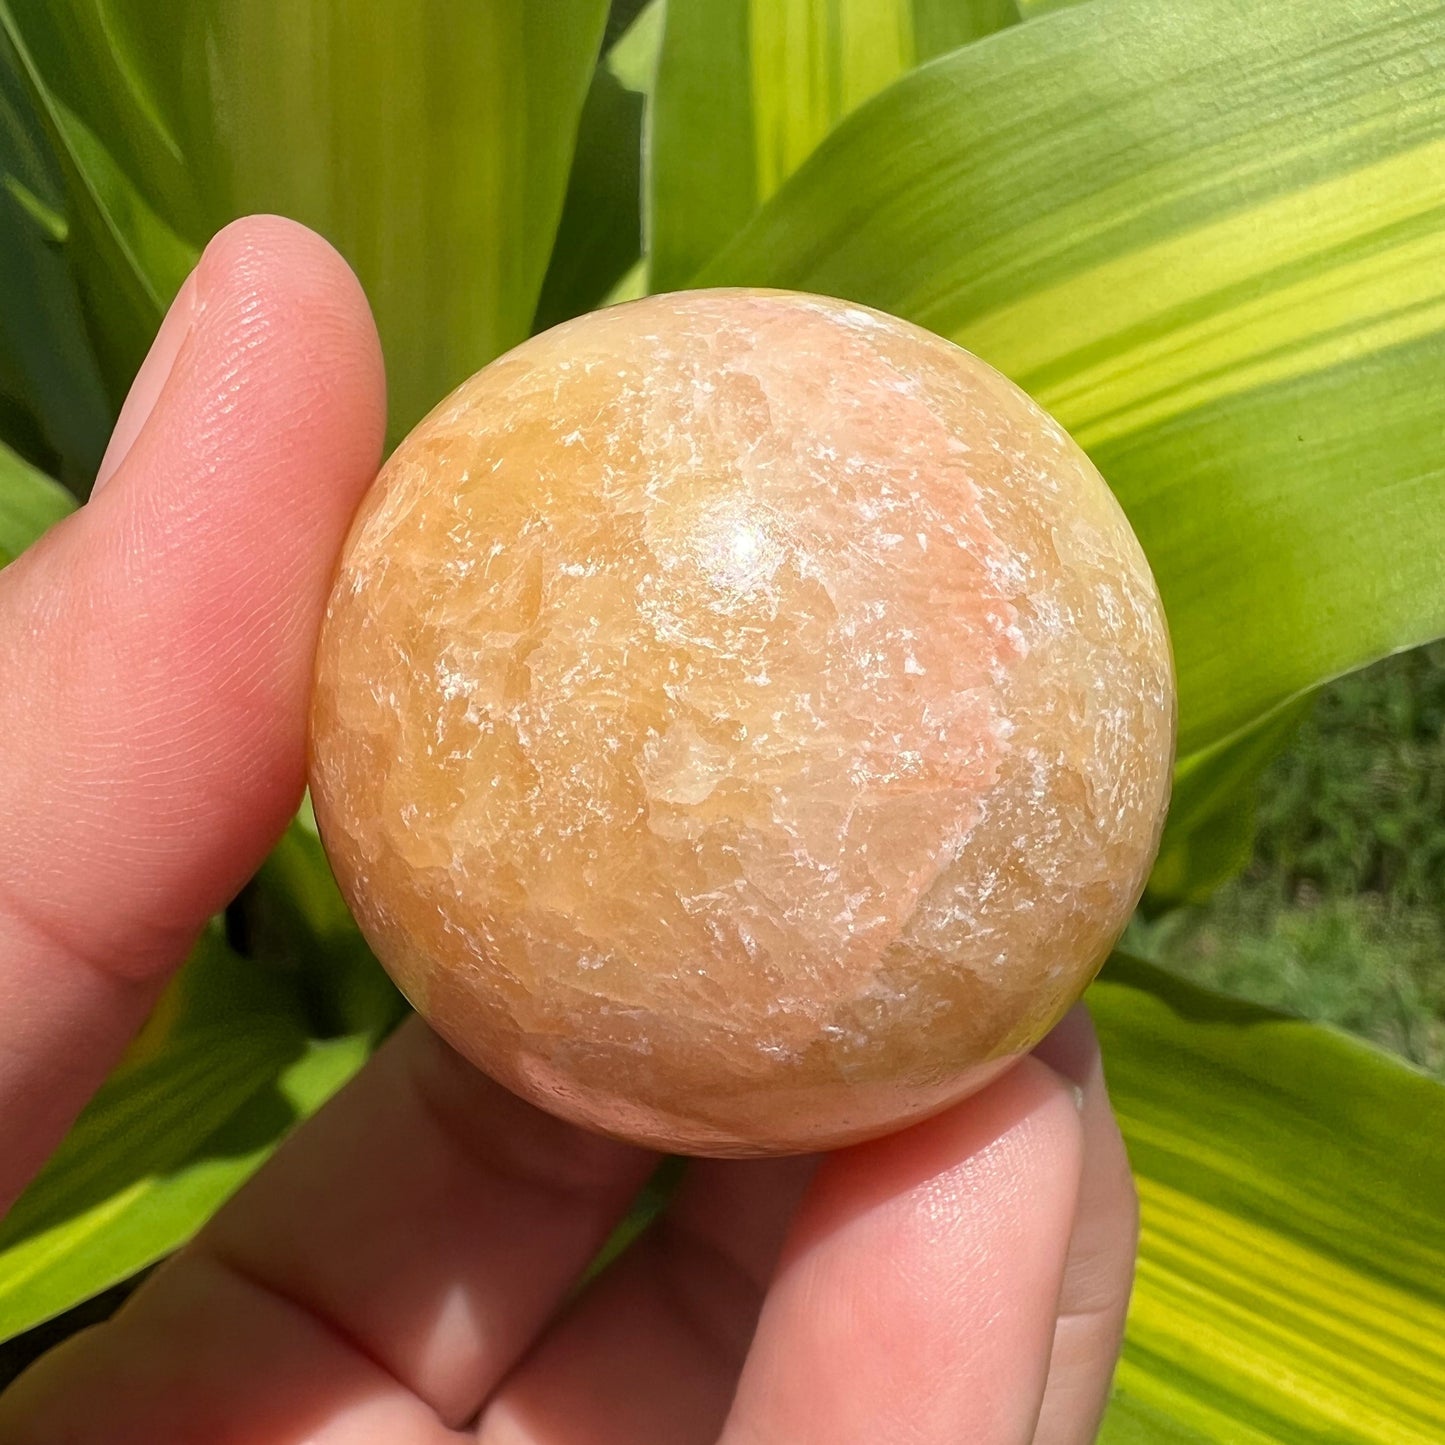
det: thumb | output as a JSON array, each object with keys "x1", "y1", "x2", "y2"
[{"x1": 0, "y1": 215, "x2": 386, "y2": 1212}]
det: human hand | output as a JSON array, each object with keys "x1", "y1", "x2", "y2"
[{"x1": 0, "y1": 217, "x2": 1136, "y2": 1444}]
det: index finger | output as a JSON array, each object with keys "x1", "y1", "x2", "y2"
[{"x1": 0, "y1": 215, "x2": 386, "y2": 1212}]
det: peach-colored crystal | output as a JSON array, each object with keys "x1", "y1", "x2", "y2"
[{"x1": 309, "y1": 289, "x2": 1174, "y2": 1156}]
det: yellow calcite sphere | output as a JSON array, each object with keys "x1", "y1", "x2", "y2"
[{"x1": 310, "y1": 289, "x2": 1174, "y2": 1156}]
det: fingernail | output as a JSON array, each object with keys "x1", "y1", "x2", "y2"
[{"x1": 92, "y1": 269, "x2": 200, "y2": 494}]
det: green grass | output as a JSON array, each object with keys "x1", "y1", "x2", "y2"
[{"x1": 1132, "y1": 642, "x2": 1445, "y2": 1076}]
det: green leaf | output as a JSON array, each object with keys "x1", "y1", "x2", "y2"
[
  {"x1": 534, "y1": 0, "x2": 664, "y2": 332},
  {"x1": 2, "y1": 0, "x2": 610, "y2": 437},
  {"x1": 1146, "y1": 793, "x2": 1259, "y2": 912},
  {"x1": 0, "y1": 2, "x2": 202, "y2": 405},
  {"x1": 0, "y1": 439, "x2": 73, "y2": 566},
  {"x1": 1147, "y1": 700, "x2": 1313, "y2": 906},
  {"x1": 0, "y1": 928, "x2": 375, "y2": 1343},
  {"x1": 604, "y1": 0, "x2": 655, "y2": 49},
  {"x1": 0, "y1": 1023, "x2": 375, "y2": 1347},
  {"x1": 650, "y1": 0, "x2": 1019, "y2": 290},
  {"x1": 0, "y1": 807, "x2": 401, "y2": 1344},
  {"x1": 0, "y1": 930, "x2": 295, "y2": 1340},
  {"x1": 1092, "y1": 956, "x2": 1445, "y2": 1442},
  {"x1": 0, "y1": 25, "x2": 111, "y2": 485},
  {"x1": 238, "y1": 805, "x2": 409, "y2": 1042},
  {"x1": 698, "y1": 0, "x2": 1445, "y2": 773},
  {"x1": 200, "y1": 1, "x2": 610, "y2": 437}
]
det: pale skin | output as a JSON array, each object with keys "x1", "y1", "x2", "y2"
[{"x1": 0, "y1": 217, "x2": 1137, "y2": 1444}]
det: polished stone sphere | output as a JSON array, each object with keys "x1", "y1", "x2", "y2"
[{"x1": 309, "y1": 289, "x2": 1174, "y2": 1156}]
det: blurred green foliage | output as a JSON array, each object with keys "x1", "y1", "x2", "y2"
[{"x1": 1253, "y1": 644, "x2": 1445, "y2": 911}]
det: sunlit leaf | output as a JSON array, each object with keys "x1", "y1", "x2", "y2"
[
  {"x1": 604, "y1": 0, "x2": 654, "y2": 48},
  {"x1": 0, "y1": 1021, "x2": 375, "y2": 1347},
  {"x1": 1, "y1": 0, "x2": 610, "y2": 437},
  {"x1": 650, "y1": 0, "x2": 1019, "y2": 290},
  {"x1": 0, "y1": 439, "x2": 72, "y2": 565},
  {"x1": 698, "y1": 0, "x2": 1445, "y2": 779},
  {"x1": 0, "y1": 808, "x2": 402, "y2": 1345},
  {"x1": 1092, "y1": 956, "x2": 1445, "y2": 1443},
  {"x1": 200, "y1": 1, "x2": 609, "y2": 437},
  {"x1": 0, "y1": 931, "x2": 298, "y2": 1340}
]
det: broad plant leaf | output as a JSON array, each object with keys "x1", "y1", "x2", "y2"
[
  {"x1": 0, "y1": 0, "x2": 610, "y2": 437},
  {"x1": 0, "y1": 26, "x2": 110, "y2": 486},
  {"x1": 650, "y1": 0, "x2": 1019, "y2": 290},
  {"x1": 1147, "y1": 700, "x2": 1313, "y2": 906},
  {"x1": 0, "y1": 811, "x2": 399, "y2": 1344},
  {"x1": 0, "y1": 439, "x2": 72, "y2": 565},
  {"x1": 1091, "y1": 956, "x2": 1445, "y2": 1442},
  {"x1": 0, "y1": 928, "x2": 368, "y2": 1341},
  {"x1": 1146, "y1": 793, "x2": 1258, "y2": 911},
  {"x1": 238, "y1": 801, "x2": 409, "y2": 1043},
  {"x1": 534, "y1": 0, "x2": 664, "y2": 332},
  {"x1": 604, "y1": 0, "x2": 655, "y2": 48},
  {"x1": 0, "y1": 1, "x2": 195, "y2": 413},
  {"x1": 699, "y1": 0, "x2": 1445, "y2": 779}
]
